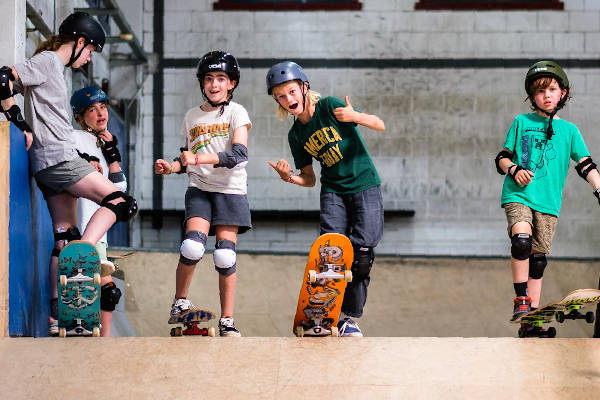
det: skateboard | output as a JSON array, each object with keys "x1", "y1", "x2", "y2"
[
  {"x1": 57, "y1": 240, "x2": 101, "y2": 337},
  {"x1": 168, "y1": 309, "x2": 216, "y2": 337},
  {"x1": 511, "y1": 289, "x2": 600, "y2": 338},
  {"x1": 293, "y1": 233, "x2": 353, "y2": 337}
]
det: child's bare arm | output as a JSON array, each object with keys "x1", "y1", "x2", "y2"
[{"x1": 333, "y1": 96, "x2": 385, "y2": 131}]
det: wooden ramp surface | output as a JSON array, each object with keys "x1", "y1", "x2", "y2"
[{"x1": 1, "y1": 337, "x2": 599, "y2": 399}]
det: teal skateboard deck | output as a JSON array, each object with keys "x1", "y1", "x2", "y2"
[
  {"x1": 511, "y1": 289, "x2": 600, "y2": 338},
  {"x1": 57, "y1": 240, "x2": 101, "y2": 337},
  {"x1": 168, "y1": 309, "x2": 216, "y2": 337}
]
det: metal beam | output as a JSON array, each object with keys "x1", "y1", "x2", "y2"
[
  {"x1": 100, "y1": 0, "x2": 147, "y2": 63},
  {"x1": 25, "y1": 2, "x2": 52, "y2": 38},
  {"x1": 73, "y1": 8, "x2": 118, "y2": 16}
]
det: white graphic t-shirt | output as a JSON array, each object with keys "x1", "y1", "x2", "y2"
[{"x1": 181, "y1": 101, "x2": 251, "y2": 194}]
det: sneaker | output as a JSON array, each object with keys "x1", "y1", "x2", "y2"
[
  {"x1": 511, "y1": 296, "x2": 532, "y2": 321},
  {"x1": 100, "y1": 260, "x2": 116, "y2": 277},
  {"x1": 48, "y1": 319, "x2": 58, "y2": 336},
  {"x1": 170, "y1": 298, "x2": 194, "y2": 319},
  {"x1": 337, "y1": 317, "x2": 363, "y2": 337},
  {"x1": 219, "y1": 317, "x2": 241, "y2": 337}
]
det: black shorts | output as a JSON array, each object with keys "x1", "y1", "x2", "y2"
[{"x1": 184, "y1": 186, "x2": 252, "y2": 235}]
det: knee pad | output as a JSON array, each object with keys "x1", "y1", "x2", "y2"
[
  {"x1": 510, "y1": 233, "x2": 532, "y2": 261},
  {"x1": 51, "y1": 226, "x2": 82, "y2": 257},
  {"x1": 213, "y1": 239, "x2": 236, "y2": 276},
  {"x1": 100, "y1": 281, "x2": 122, "y2": 312},
  {"x1": 179, "y1": 230, "x2": 207, "y2": 266},
  {"x1": 100, "y1": 191, "x2": 138, "y2": 222},
  {"x1": 351, "y1": 246, "x2": 374, "y2": 281},
  {"x1": 529, "y1": 253, "x2": 547, "y2": 279}
]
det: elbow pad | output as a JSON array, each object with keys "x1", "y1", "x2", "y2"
[
  {"x1": 575, "y1": 157, "x2": 597, "y2": 181},
  {"x1": 109, "y1": 171, "x2": 127, "y2": 192},
  {"x1": 0, "y1": 66, "x2": 14, "y2": 100},
  {"x1": 214, "y1": 143, "x2": 248, "y2": 169},
  {"x1": 494, "y1": 150, "x2": 513, "y2": 175}
]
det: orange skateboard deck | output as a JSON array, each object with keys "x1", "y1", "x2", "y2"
[{"x1": 293, "y1": 233, "x2": 353, "y2": 337}]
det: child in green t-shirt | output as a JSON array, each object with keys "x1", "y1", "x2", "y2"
[
  {"x1": 495, "y1": 61, "x2": 600, "y2": 329},
  {"x1": 266, "y1": 61, "x2": 385, "y2": 337}
]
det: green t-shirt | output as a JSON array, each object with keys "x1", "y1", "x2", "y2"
[
  {"x1": 501, "y1": 113, "x2": 590, "y2": 216},
  {"x1": 288, "y1": 96, "x2": 380, "y2": 194}
]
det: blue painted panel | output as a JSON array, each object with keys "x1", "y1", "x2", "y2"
[
  {"x1": 8, "y1": 124, "x2": 53, "y2": 337},
  {"x1": 107, "y1": 109, "x2": 129, "y2": 247}
]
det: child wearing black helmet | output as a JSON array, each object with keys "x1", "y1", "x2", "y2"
[
  {"x1": 495, "y1": 61, "x2": 600, "y2": 332},
  {"x1": 0, "y1": 12, "x2": 137, "y2": 336},
  {"x1": 154, "y1": 51, "x2": 251, "y2": 337},
  {"x1": 266, "y1": 61, "x2": 385, "y2": 337},
  {"x1": 71, "y1": 85, "x2": 127, "y2": 337}
]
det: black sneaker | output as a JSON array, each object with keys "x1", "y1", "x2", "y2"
[
  {"x1": 219, "y1": 317, "x2": 241, "y2": 337},
  {"x1": 511, "y1": 296, "x2": 532, "y2": 321}
]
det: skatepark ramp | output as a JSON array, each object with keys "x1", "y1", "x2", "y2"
[{"x1": 1, "y1": 336, "x2": 599, "y2": 398}]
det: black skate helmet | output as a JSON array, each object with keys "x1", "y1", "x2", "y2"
[
  {"x1": 59, "y1": 12, "x2": 106, "y2": 67},
  {"x1": 196, "y1": 51, "x2": 240, "y2": 107}
]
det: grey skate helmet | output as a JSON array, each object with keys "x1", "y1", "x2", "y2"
[
  {"x1": 266, "y1": 61, "x2": 309, "y2": 95},
  {"x1": 59, "y1": 12, "x2": 106, "y2": 67}
]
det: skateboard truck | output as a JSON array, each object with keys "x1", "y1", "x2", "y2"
[
  {"x1": 555, "y1": 307, "x2": 595, "y2": 324},
  {"x1": 308, "y1": 263, "x2": 352, "y2": 283},
  {"x1": 518, "y1": 322, "x2": 556, "y2": 338},
  {"x1": 59, "y1": 318, "x2": 100, "y2": 337},
  {"x1": 170, "y1": 322, "x2": 216, "y2": 337}
]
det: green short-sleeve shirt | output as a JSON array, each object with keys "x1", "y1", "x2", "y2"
[
  {"x1": 501, "y1": 113, "x2": 590, "y2": 216},
  {"x1": 288, "y1": 96, "x2": 380, "y2": 194}
]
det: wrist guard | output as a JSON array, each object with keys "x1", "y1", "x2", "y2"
[
  {"x1": 3, "y1": 104, "x2": 32, "y2": 133},
  {"x1": 173, "y1": 157, "x2": 186, "y2": 174},
  {"x1": 0, "y1": 66, "x2": 15, "y2": 100},
  {"x1": 594, "y1": 188, "x2": 600, "y2": 205},
  {"x1": 101, "y1": 135, "x2": 121, "y2": 164},
  {"x1": 509, "y1": 165, "x2": 524, "y2": 182}
]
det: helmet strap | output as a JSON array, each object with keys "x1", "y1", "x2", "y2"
[{"x1": 66, "y1": 39, "x2": 86, "y2": 68}]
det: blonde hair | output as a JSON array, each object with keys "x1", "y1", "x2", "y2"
[
  {"x1": 274, "y1": 80, "x2": 321, "y2": 120},
  {"x1": 33, "y1": 34, "x2": 76, "y2": 56}
]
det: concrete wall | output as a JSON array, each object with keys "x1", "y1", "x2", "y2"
[{"x1": 134, "y1": 1, "x2": 600, "y2": 257}]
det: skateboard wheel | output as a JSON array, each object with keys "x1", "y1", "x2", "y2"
[
  {"x1": 59, "y1": 328, "x2": 66, "y2": 338},
  {"x1": 586, "y1": 312, "x2": 595, "y2": 324},
  {"x1": 174, "y1": 326, "x2": 183, "y2": 336},
  {"x1": 93, "y1": 327, "x2": 100, "y2": 337},
  {"x1": 555, "y1": 311, "x2": 565, "y2": 323},
  {"x1": 330, "y1": 326, "x2": 339, "y2": 337},
  {"x1": 296, "y1": 326, "x2": 304, "y2": 337},
  {"x1": 59, "y1": 275, "x2": 67, "y2": 287},
  {"x1": 547, "y1": 327, "x2": 556, "y2": 338},
  {"x1": 208, "y1": 327, "x2": 216, "y2": 337},
  {"x1": 518, "y1": 327, "x2": 526, "y2": 338},
  {"x1": 308, "y1": 270, "x2": 316, "y2": 283},
  {"x1": 93, "y1": 273, "x2": 101, "y2": 285},
  {"x1": 344, "y1": 270, "x2": 352, "y2": 283}
]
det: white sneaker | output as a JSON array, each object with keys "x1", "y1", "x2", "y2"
[
  {"x1": 48, "y1": 319, "x2": 58, "y2": 336},
  {"x1": 170, "y1": 298, "x2": 194, "y2": 319},
  {"x1": 219, "y1": 317, "x2": 241, "y2": 337}
]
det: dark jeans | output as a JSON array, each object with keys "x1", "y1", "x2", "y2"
[{"x1": 320, "y1": 185, "x2": 383, "y2": 318}]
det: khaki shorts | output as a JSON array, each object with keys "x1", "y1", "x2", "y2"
[
  {"x1": 34, "y1": 158, "x2": 95, "y2": 199},
  {"x1": 503, "y1": 202, "x2": 557, "y2": 254}
]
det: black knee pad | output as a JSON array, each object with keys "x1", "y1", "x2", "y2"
[
  {"x1": 511, "y1": 233, "x2": 532, "y2": 260},
  {"x1": 100, "y1": 191, "x2": 138, "y2": 222},
  {"x1": 51, "y1": 227, "x2": 82, "y2": 257},
  {"x1": 100, "y1": 281, "x2": 122, "y2": 312},
  {"x1": 351, "y1": 246, "x2": 374, "y2": 281},
  {"x1": 529, "y1": 253, "x2": 547, "y2": 279}
]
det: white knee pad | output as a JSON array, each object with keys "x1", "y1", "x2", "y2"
[
  {"x1": 179, "y1": 232, "x2": 206, "y2": 266},
  {"x1": 213, "y1": 248, "x2": 236, "y2": 269}
]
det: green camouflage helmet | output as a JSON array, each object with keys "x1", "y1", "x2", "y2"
[{"x1": 525, "y1": 60, "x2": 569, "y2": 95}]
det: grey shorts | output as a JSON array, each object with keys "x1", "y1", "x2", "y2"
[
  {"x1": 34, "y1": 158, "x2": 95, "y2": 199},
  {"x1": 184, "y1": 186, "x2": 252, "y2": 236},
  {"x1": 503, "y1": 202, "x2": 557, "y2": 254}
]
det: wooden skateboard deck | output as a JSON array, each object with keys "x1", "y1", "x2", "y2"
[
  {"x1": 293, "y1": 233, "x2": 353, "y2": 337},
  {"x1": 511, "y1": 289, "x2": 600, "y2": 338},
  {"x1": 168, "y1": 308, "x2": 216, "y2": 337},
  {"x1": 57, "y1": 240, "x2": 101, "y2": 337}
]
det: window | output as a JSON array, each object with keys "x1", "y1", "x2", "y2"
[
  {"x1": 415, "y1": 0, "x2": 563, "y2": 10},
  {"x1": 213, "y1": 0, "x2": 362, "y2": 11}
]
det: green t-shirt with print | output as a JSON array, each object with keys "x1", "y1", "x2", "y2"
[
  {"x1": 288, "y1": 96, "x2": 380, "y2": 194},
  {"x1": 501, "y1": 113, "x2": 590, "y2": 216}
]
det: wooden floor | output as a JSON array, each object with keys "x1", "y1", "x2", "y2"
[{"x1": 1, "y1": 337, "x2": 599, "y2": 399}]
